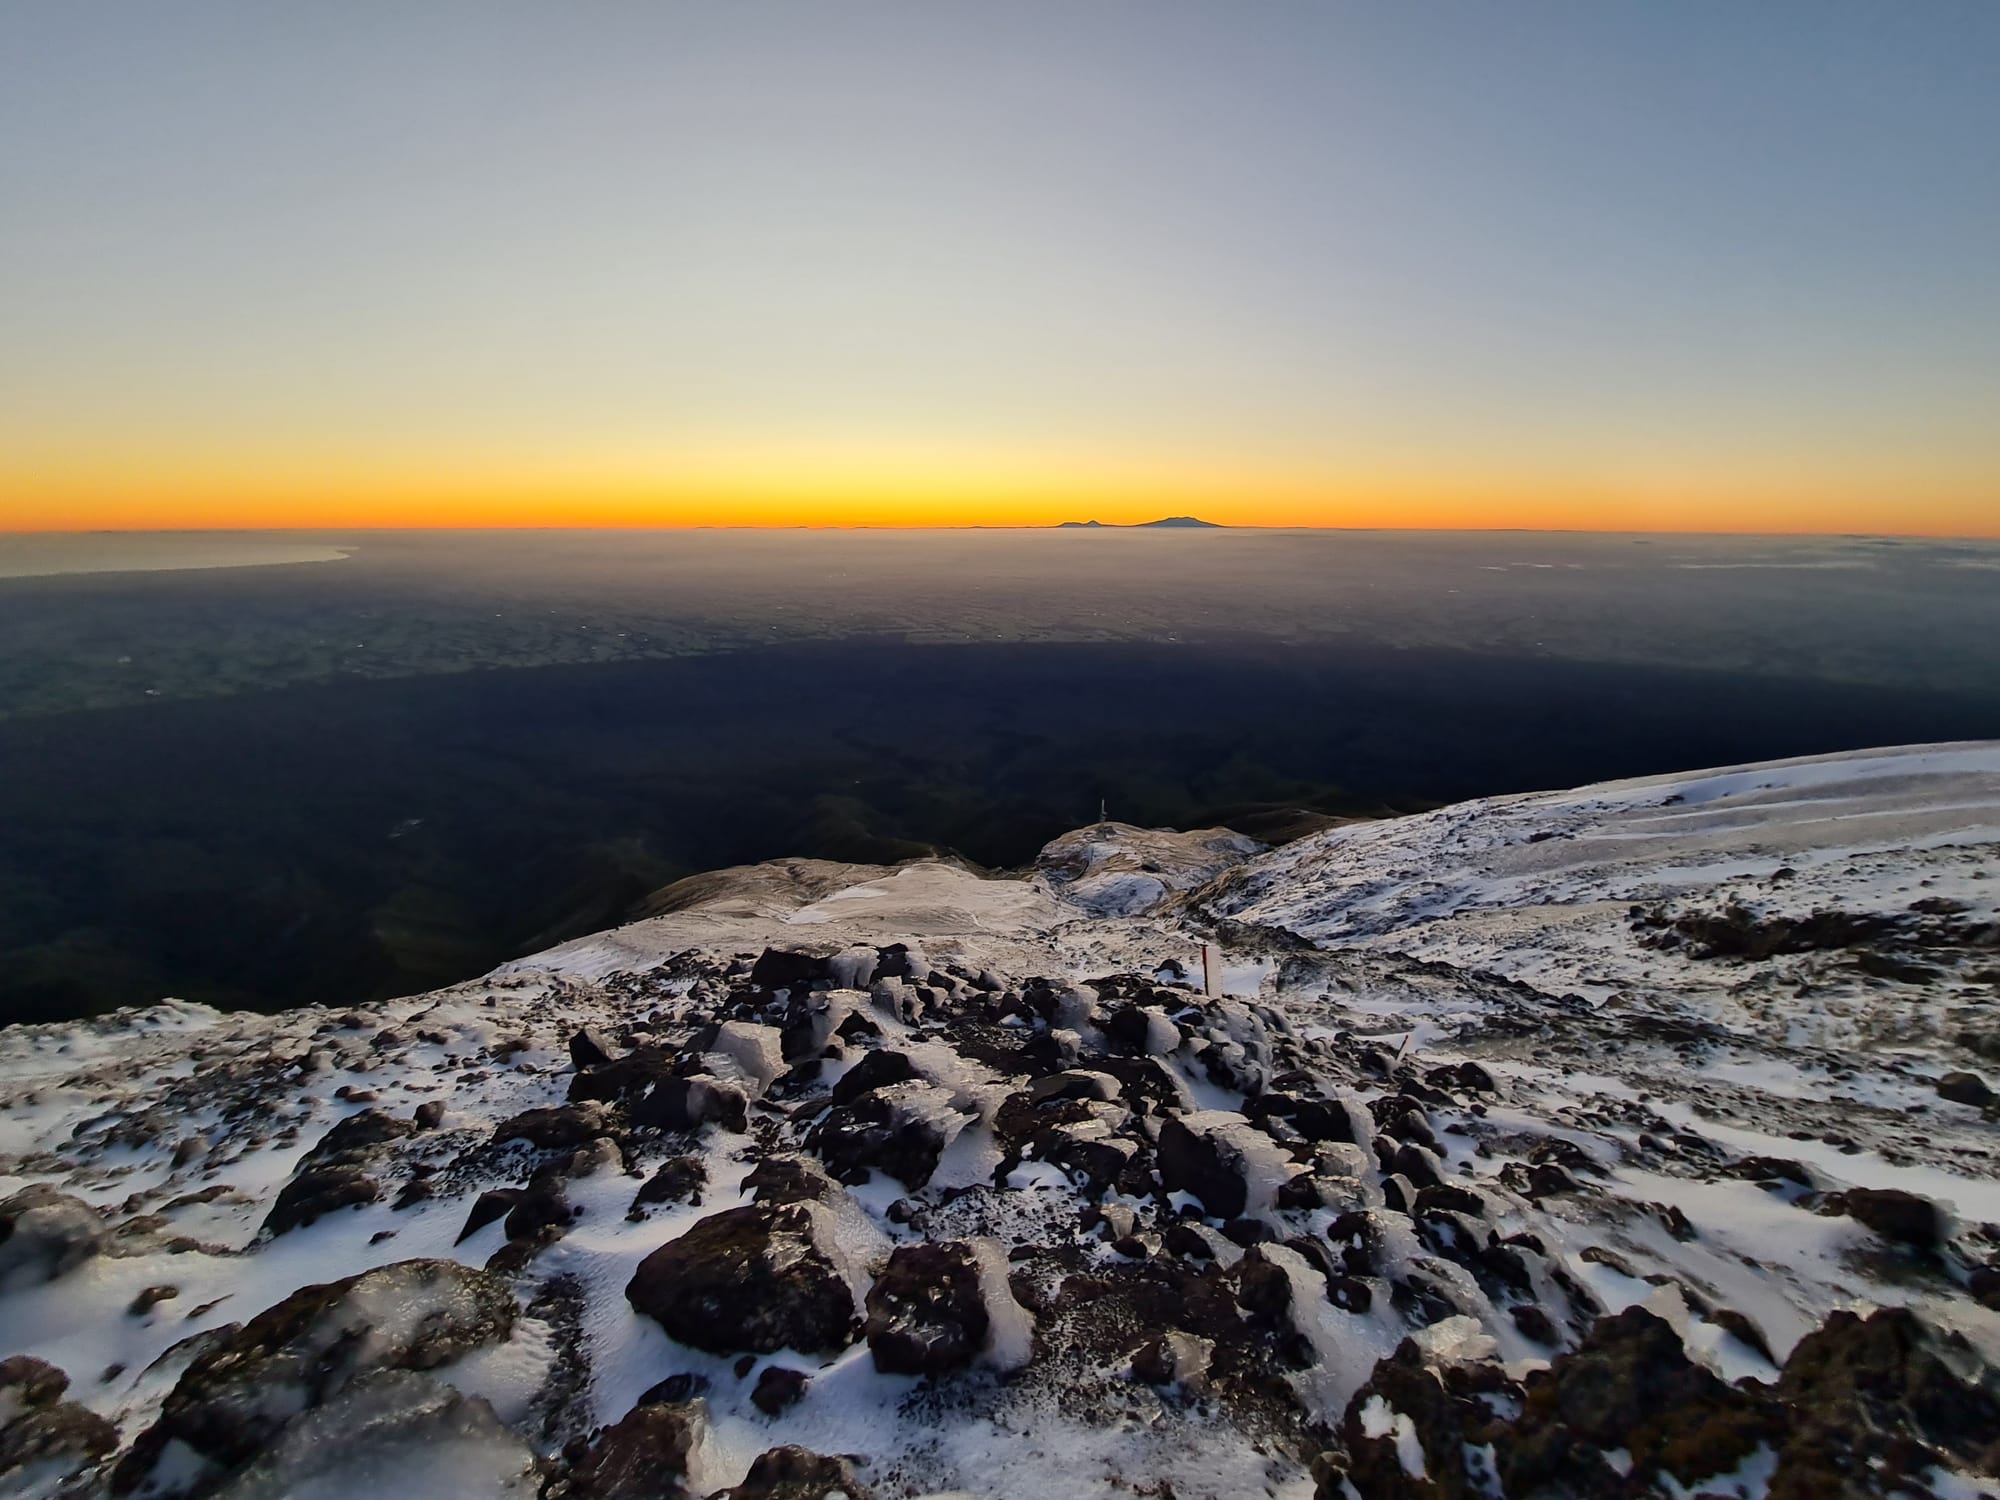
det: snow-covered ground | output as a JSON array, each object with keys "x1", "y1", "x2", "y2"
[{"x1": 2, "y1": 744, "x2": 1997, "y2": 1498}]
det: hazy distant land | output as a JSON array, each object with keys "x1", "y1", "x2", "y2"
[
  {"x1": 2, "y1": 528, "x2": 1996, "y2": 720},
  {"x1": 0, "y1": 533, "x2": 353, "y2": 578},
  {"x1": 3, "y1": 526, "x2": 1997, "y2": 1019},
  {"x1": 1056, "y1": 516, "x2": 1223, "y2": 528}
]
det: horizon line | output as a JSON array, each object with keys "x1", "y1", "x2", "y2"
[{"x1": 6, "y1": 522, "x2": 2000, "y2": 543}]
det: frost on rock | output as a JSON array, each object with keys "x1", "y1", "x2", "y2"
[
  {"x1": 1155, "y1": 1111, "x2": 1297, "y2": 1220},
  {"x1": 0, "y1": 1186, "x2": 104, "y2": 1291},
  {"x1": 114, "y1": 1259, "x2": 518, "y2": 1495},
  {"x1": 624, "y1": 1202, "x2": 860, "y2": 1356},
  {"x1": 0, "y1": 744, "x2": 1997, "y2": 1498},
  {"x1": 208, "y1": 1370, "x2": 538, "y2": 1499}
]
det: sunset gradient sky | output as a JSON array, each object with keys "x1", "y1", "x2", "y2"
[{"x1": 3, "y1": 2, "x2": 1997, "y2": 535}]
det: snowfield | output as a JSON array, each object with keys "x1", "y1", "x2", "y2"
[{"x1": 2, "y1": 744, "x2": 1997, "y2": 1498}]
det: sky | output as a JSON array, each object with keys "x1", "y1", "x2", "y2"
[{"x1": 2, "y1": 2, "x2": 1997, "y2": 535}]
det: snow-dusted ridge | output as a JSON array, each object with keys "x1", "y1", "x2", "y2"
[{"x1": 2, "y1": 744, "x2": 1998, "y2": 1498}]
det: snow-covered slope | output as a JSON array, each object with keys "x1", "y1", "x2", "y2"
[{"x1": 2, "y1": 745, "x2": 1998, "y2": 1499}]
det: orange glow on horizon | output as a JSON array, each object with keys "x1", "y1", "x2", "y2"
[
  {"x1": 5, "y1": 473, "x2": 1996, "y2": 538},
  {"x1": 4, "y1": 436, "x2": 1997, "y2": 538}
]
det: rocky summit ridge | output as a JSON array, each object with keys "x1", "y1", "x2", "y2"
[{"x1": 2, "y1": 742, "x2": 1999, "y2": 1498}]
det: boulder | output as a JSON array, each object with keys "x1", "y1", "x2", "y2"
[
  {"x1": 1028, "y1": 1070, "x2": 1121, "y2": 1104},
  {"x1": 0, "y1": 1354, "x2": 69, "y2": 1415},
  {"x1": 749, "y1": 948, "x2": 830, "y2": 989},
  {"x1": 0, "y1": 1394, "x2": 118, "y2": 1486},
  {"x1": 504, "y1": 1180, "x2": 574, "y2": 1241},
  {"x1": 1776, "y1": 1306, "x2": 2000, "y2": 1473},
  {"x1": 458, "y1": 1189, "x2": 524, "y2": 1243},
  {"x1": 1936, "y1": 1071, "x2": 1995, "y2": 1108},
  {"x1": 1839, "y1": 1187, "x2": 1945, "y2": 1248},
  {"x1": 1102, "y1": 1005, "x2": 1181, "y2": 1056},
  {"x1": 864, "y1": 1241, "x2": 989, "y2": 1375},
  {"x1": 304, "y1": 1108, "x2": 417, "y2": 1162},
  {"x1": 743, "y1": 1155, "x2": 840, "y2": 1206},
  {"x1": 1427, "y1": 1060, "x2": 1499, "y2": 1094},
  {"x1": 751, "y1": 1366, "x2": 809, "y2": 1416},
  {"x1": 0, "y1": 1186, "x2": 105, "y2": 1292},
  {"x1": 809, "y1": 1090, "x2": 949, "y2": 1190},
  {"x1": 828, "y1": 1049, "x2": 918, "y2": 1108},
  {"x1": 1131, "y1": 1330, "x2": 1214, "y2": 1390},
  {"x1": 1034, "y1": 1123, "x2": 1141, "y2": 1198},
  {"x1": 570, "y1": 1027, "x2": 620, "y2": 1070},
  {"x1": 715, "y1": 1446, "x2": 875, "y2": 1500},
  {"x1": 632, "y1": 1077, "x2": 749, "y2": 1134},
  {"x1": 112, "y1": 1258, "x2": 517, "y2": 1494},
  {"x1": 1156, "y1": 1112, "x2": 1292, "y2": 1221},
  {"x1": 1244, "y1": 1091, "x2": 1355, "y2": 1144},
  {"x1": 625, "y1": 1204, "x2": 858, "y2": 1356},
  {"x1": 634, "y1": 1155, "x2": 708, "y2": 1208},
  {"x1": 207, "y1": 1370, "x2": 537, "y2": 1498},
  {"x1": 709, "y1": 1022, "x2": 787, "y2": 1093},
  {"x1": 493, "y1": 1102, "x2": 615, "y2": 1151},
  {"x1": 1496, "y1": 1307, "x2": 1781, "y2": 1496},
  {"x1": 262, "y1": 1164, "x2": 381, "y2": 1236},
  {"x1": 570, "y1": 1048, "x2": 676, "y2": 1105},
  {"x1": 558, "y1": 1396, "x2": 706, "y2": 1500}
]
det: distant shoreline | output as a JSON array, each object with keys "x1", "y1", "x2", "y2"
[{"x1": 0, "y1": 536, "x2": 354, "y2": 579}]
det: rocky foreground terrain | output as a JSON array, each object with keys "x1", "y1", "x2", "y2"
[{"x1": 2, "y1": 742, "x2": 1998, "y2": 1499}]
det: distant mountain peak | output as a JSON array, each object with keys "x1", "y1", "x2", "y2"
[{"x1": 1055, "y1": 515, "x2": 1222, "y2": 529}]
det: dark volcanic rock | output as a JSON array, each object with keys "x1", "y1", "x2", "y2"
[
  {"x1": 304, "y1": 1108, "x2": 417, "y2": 1162},
  {"x1": 1033, "y1": 1126, "x2": 1140, "y2": 1199},
  {"x1": 625, "y1": 1204, "x2": 858, "y2": 1356},
  {"x1": 809, "y1": 1093, "x2": 948, "y2": 1190},
  {"x1": 634, "y1": 1155, "x2": 708, "y2": 1208},
  {"x1": 749, "y1": 948, "x2": 830, "y2": 990},
  {"x1": 1231, "y1": 1248, "x2": 1292, "y2": 1324},
  {"x1": 632, "y1": 1076, "x2": 749, "y2": 1134},
  {"x1": 1155, "y1": 1115, "x2": 1269, "y2": 1220},
  {"x1": 112, "y1": 1258, "x2": 516, "y2": 1494},
  {"x1": 261, "y1": 1164, "x2": 381, "y2": 1237},
  {"x1": 457, "y1": 1188, "x2": 524, "y2": 1243},
  {"x1": 828, "y1": 1049, "x2": 918, "y2": 1108},
  {"x1": 493, "y1": 1102, "x2": 614, "y2": 1151},
  {"x1": 570, "y1": 1047, "x2": 676, "y2": 1105},
  {"x1": 504, "y1": 1180, "x2": 574, "y2": 1241},
  {"x1": 0, "y1": 1354, "x2": 70, "y2": 1408},
  {"x1": 743, "y1": 1155, "x2": 840, "y2": 1206},
  {"x1": 0, "y1": 1185, "x2": 105, "y2": 1291},
  {"x1": 1028, "y1": 1069, "x2": 1120, "y2": 1104},
  {"x1": 751, "y1": 1365, "x2": 809, "y2": 1416},
  {"x1": 570, "y1": 1027, "x2": 620, "y2": 1070},
  {"x1": 864, "y1": 1241, "x2": 989, "y2": 1375},
  {"x1": 1497, "y1": 1306, "x2": 1780, "y2": 1496},
  {"x1": 1427, "y1": 1060, "x2": 1498, "y2": 1093},
  {"x1": 557, "y1": 1396, "x2": 706, "y2": 1500},
  {"x1": 1340, "y1": 1340, "x2": 1517, "y2": 1499},
  {"x1": 1936, "y1": 1070, "x2": 1995, "y2": 1107},
  {"x1": 202, "y1": 1369, "x2": 533, "y2": 1498},
  {"x1": 716, "y1": 1446, "x2": 875, "y2": 1500},
  {"x1": 1775, "y1": 1305, "x2": 2000, "y2": 1482},
  {"x1": 1244, "y1": 1091, "x2": 1354, "y2": 1143},
  {"x1": 0, "y1": 1392, "x2": 118, "y2": 1485},
  {"x1": 1837, "y1": 1187, "x2": 1946, "y2": 1248},
  {"x1": 1334, "y1": 1301, "x2": 2000, "y2": 1499}
]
